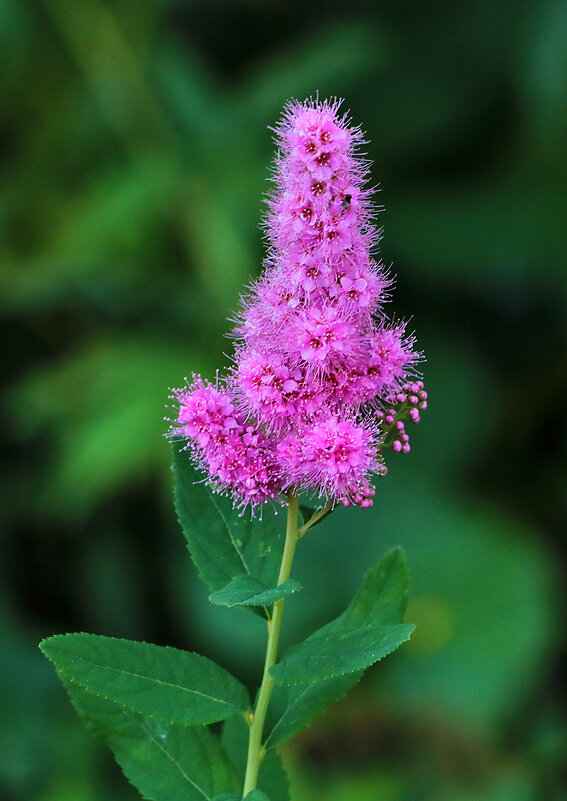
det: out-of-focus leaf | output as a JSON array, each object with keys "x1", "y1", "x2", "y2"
[
  {"x1": 387, "y1": 179, "x2": 567, "y2": 290},
  {"x1": 181, "y1": 171, "x2": 257, "y2": 309},
  {"x1": 6, "y1": 336, "x2": 205, "y2": 520},
  {"x1": 235, "y1": 20, "x2": 392, "y2": 125},
  {"x1": 1, "y1": 158, "x2": 178, "y2": 313},
  {"x1": 398, "y1": 336, "x2": 492, "y2": 480},
  {"x1": 0, "y1": 0, "x2": 32, "y2": 81},
  {"x1": 41, "y1": 633, "x2": 249, "y2": 725},
  {"x1": 520, "y1": 0, "x2": 567, "y2": 154},
  {"x1": 154, "y1": 37, "x2": 225, "y2": 140}
]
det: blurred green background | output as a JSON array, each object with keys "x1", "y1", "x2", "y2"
[{"x1": 2, "y1": 1, "x2": 566, "y2": 800}]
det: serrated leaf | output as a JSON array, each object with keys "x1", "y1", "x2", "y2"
[
  {"x1": 41, "y1": 633, "x2": 249, "y2": 725},
  {"x1": 222, "y1": 717, "x2": 289, "y2": 801},
  {"x1": 172, "y1": 444, "x2": 285, "y2": 599},
  {"x1": 266, "y1": 548, "x2": 413, "y2": 736},
  {"x1": 209, "y1": 576, "x2": 302, "y2": 608},
  {"x1": 266, "y1": 672, "x2": 362, "y2": 748},
  {"x1": 270, "y1": 623, "x2": 413, "y2": 685},
  {"x1": 61, "y1": 676, "x2": 237, "y2": 801},
  {"x1": 335, "y1": 546, "x2": 410, "y2": 627}
]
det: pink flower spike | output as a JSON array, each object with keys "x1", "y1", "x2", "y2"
[{"x1": 169, "y1": 97, "x2": 425, "y2": 513}]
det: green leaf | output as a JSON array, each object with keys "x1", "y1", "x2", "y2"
[
  {"x1": 61, "y1": 677, "x2": 237, "y2": 801},
  {"x1": 252, "y1": 746, "x2": 288, "y2": 801},
  {"x1": 40, "y1": 633, "x2": 249, "y2": 725},
  {"x1": 266, "y1": 548, "x2": 413, "y2": 737},
  {"x1": 212, "y1": 794, "x2": 271, "y2": 801},
  {"x1": 270, "y1": 623, "x2": 413, "y2": 685},
  {"x1": 212, "y1": 796, "x2": 241, "y2": 801},
  {"x1": 266, "y1": 672, "x2": 362, "y2": 748},
  {"x1": 172, "y1": 444, "x2": 285, "y2": 596},
  {"x1": 335, "y1": 546, "x2": 410, "y2": 627},
  {"x1": 222, "y1": 717, "x2": 289, "y2": 801},
  {"x1": 5, "y1": 336, "x2": 205, "y2": 522},
  {"x1": 221, "y1": 716, "x2": 247, "y2": 783},
  {"x1": 209, "y1": 576, "x2": 302, "y2": 608}
]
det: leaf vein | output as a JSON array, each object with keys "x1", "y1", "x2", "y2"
[
  {"x1": 74, "y1": 659, "x2": 237, "y2": 708},
  {"x1": 131, "y1": 712, "x2": 212, "y2": 800}
]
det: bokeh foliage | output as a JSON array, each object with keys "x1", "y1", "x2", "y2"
[{"x1": 1, "y1": 1, "x2": 566, "y2": 800}]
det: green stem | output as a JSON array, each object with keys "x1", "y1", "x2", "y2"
[
  {"x1": 242, "y1": 493, "x2": 299, "y2": 796},
  {"x1": 297, "y1": 499, "x2": 334, "y2": 538}
]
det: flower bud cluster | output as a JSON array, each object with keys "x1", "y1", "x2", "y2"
[
  {"x1": 375, "y1": 381, "x2": 427, "y2": 454},
  {"x1": 169, "y1": 99, "x2": 425, "y2": 511}
]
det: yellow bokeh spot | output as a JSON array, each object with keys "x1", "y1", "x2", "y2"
[{"x1": 404, "y1": 594, "x2": 456, "y2": 654}]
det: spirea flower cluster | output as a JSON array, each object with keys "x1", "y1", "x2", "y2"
[{"x1": 168, "y1": 98, "x2": 425, "y2": 511}]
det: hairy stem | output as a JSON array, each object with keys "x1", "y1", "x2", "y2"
[{"x1": 242, "y1": 493, "x2": 299, "y2": 796}]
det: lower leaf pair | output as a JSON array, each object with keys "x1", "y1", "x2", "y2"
[
  {"x1": 40, "y1": 547, "x2": 412, "y2": 800},
  {"x1": 39, "y1": 449, "x2": 414, "y2": 800}
]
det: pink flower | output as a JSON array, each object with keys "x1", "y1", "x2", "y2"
[
  {"x1": 168, "y1": 377, "x2": 280, "y2": 510},
  {"x1": 367, "y1": 324, "x2": 419, "y2": 392},
  {"x1": 236, "y1": 349, "x2": 301, "y2": 427},
  {"x1": 296, "y1": 305, "x2": 355, "y2": 368},
  {"x1": 172, "y1": 378, "x2": 238, "y2": 448},
  {"x1": 278, "y1": 415, "x2": 381, "y2": 507},
  {"x1": 169, "y1": 97, "x2": 425, "y2": 511}
]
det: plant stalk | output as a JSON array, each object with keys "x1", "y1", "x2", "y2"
[{"x1": 242, "y1": 492, "x2": 299, "y2": 796}]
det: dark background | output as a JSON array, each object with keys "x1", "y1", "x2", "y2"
[{"x1": 2, "y1": 1, "x2": 566, "y2": 800}]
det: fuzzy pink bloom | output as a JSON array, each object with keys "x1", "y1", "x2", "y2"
[
  {"x1": 169, "y1": 97, "x2": 425, "y2": 511},
  {"x1": 277, "y1": 415, "x2": 381, "y2": 507},
  {"x1": 173, "y1": 378, "x2": 238, "y2": 447},
  {"x1": 296, "y1": 305, "x2": 356, "y2": 368},
  {"x1": 169, "y1": 377, "x2": 280, "y2": 509},
  {"x1": 236, "y1": 350, "x2": 301, "y2": 426}
]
